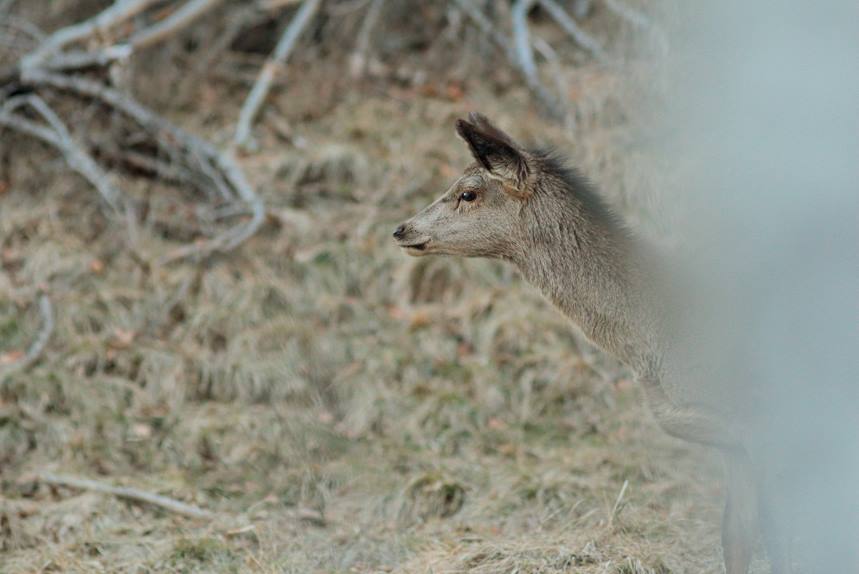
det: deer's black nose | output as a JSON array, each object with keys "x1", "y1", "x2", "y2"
[{"x1": 393, "y1": 224, "x2": 407, "y2": 239}]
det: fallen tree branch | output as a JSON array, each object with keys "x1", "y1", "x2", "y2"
[
  {"x1": 39, "y1": 45, "x2": 133, "y2": 73},
  {"x1": 233, "y1": 0, "x2": 321, "y2": 149},
  {"x1": 15, "y1": 70, "x2": 264, "y2": 261},
  {"x1": 2, "y1": 3, "x2": 268, "y2": 263},
  {"x1": 21, "y1": 0, "x2": 159, "y2": 69},
  {"x1": 0, "y1": 95, "x2": 122, "y2": 210},
  {"x1": 39, "y1": 473, "x2": 214, "y2": 519},
  {"x1": 0, "y1": 294, "x2": 54, "y2": 384},
  {"x1": 1, "y1": 15, "x2": 45, "y2": 43},
  {"x1": 92, "y1": 141, "x2": 201, "y2": 187},
  {"x1": 537, "y1": 0, "x2": 607, "y2": 61}
]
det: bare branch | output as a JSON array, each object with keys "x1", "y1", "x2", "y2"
[
  {"x1": 0, "y1": 96, "x2": 122, "y2": 210},
  {"x1": 16, "y1": 71, "x2": 264, "y2": 261},
  {"x1": 537, "y1": 0, "x2": 608, "y2": 61},
  {"x1": 512, "y1": 0, "x2": 564, "y2": 119},
  {"x1": 0, "y1": 15, "x2": 46, "y2": 43},
  {"x1": 572, "y1": 0, "x2": 592, "y2": 19},
  {"x1": 512, "y1": 0, "x2": 539, "y2": 80},
  {"x1": 93, "y1": 141, "x2": 201, "y2": 187},
  {"x1": 0, "y1": 0, "x2": 17, "y2": 17},
  {"x1": 39, "y1": 473, "x2": 214, "y2": 519},
  {"x1": 0, "y1": 294, "x2": 53, "y2": 384},
  {"x1": 451, "y1": 0, "x2": 509, "y2": 53},
  {"x1": 39, "y1": 45, "x2": 133, "y2": 73},
  {"x1": 21, "y1": 0, "x2": 159, "y2": 69},
  {"x1": 20, "y1": 69, "x2": 222, "y2": 192},
  {"x1": 234, "y1": 0, "x2": 322, "y2": 149},
  {"x1": 0, "y1": 109, "x2": 60, "y2": 145},
  {"x1": 349, "y1": 0, "x2": 385, "y2": 78},
  {"x1": 455, "y1": 0, "x2": 564, "y2": 120},
  {"x1": 257, "y1": 0, "x2": 304, "y2": 11},
  {"x1": 532, "y1": 35, "x2": 570, "y2": 124},
  {"x1": 129, "y1": 0, "x2": 224, "y2": 50}
]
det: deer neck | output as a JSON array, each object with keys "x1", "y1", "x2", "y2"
[{"x1": 511, "y1": 197, "x2": 656, "y2": 372}]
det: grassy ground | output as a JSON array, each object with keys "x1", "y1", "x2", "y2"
[{"x1": 0, "y1": 33, "x2": 770, "y2": 573}]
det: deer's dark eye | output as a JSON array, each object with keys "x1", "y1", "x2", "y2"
[{"x1": 460, "y1": 190, "x2": 477, "y2": 202}]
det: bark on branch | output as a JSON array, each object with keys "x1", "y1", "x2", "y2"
[
  {"x1": 454, "y1": 0, "x2": 566, "y2": 120},
  {"x1": 0, "y1": 95, "x2": 122, "y2": 210},
  {"x1": 537, "y1": 0, "x2": 607, "y2": 61},
  {"x1": 9, "y1": 68, "x2": 264, "y2": 262},
  {"x1": 21, "y1": 0, "x2": 159, "y2": 69},
  {"x1": 234, "y1": 0, "x2": 322, "y2": 149},
  {"x1": 0, "y1": 294, "x2": 54, "y2": 385},
  {"x1": 39, "y1": 473, "x2": 214, "y2": 519}
]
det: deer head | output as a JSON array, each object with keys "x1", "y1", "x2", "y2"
[{"x1": 393, "y1": 113, "x2": 536, "y2": 260}]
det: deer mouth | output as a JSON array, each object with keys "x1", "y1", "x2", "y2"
[{"x1": 399, "y1": 239, "x2": 430, "y2": 254}]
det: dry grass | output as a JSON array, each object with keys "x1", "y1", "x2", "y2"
[{"x1": 0, "y1": 10, "x2": 771, "y2": 572}]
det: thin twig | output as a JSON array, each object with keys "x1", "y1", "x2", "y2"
[
  {"x1": 0, "y1": 294, "x2": 53, "y2": 384},
  {"x1": 39, "y1": 45, "x2": 133, "y2": 73},
  {"x1": 0, "y1": 95, "x2": 122, "y2": 210},
  {"x1": 512, "y1": 0, "x2": 538, "y2": 80},
  {"x1": 20, "y1": 70, "x2": 224, "y2": 194},
  {"x1": 174, "y1": 4, "x2": 257, "y2": 102},
  {"x1": 0, "y1": 0, "x2": 16, "y2": 17},
  {"x1": 17, "y1": 69, "x2": 213, "y2": 197},
  {"x1": 129, "y1": 0, "x2": 224, "y2": 49},
  {"x1": 92, "y1": 141, "x2": 201, "y2": 187},
  {"x1": 21, "y1": 0, "x2": 159, "y2": 69},
  {"x1": 1, "y1": 15, "x2": 46, "y2": 42},
  {"x1": 531, "y1": 35, "x2": 571, "y2": 126},
  {"x1": 537, "y1": 0, "x2": 608, "y2": 61},
  {"x1": 572, "y1": 0, "x2": 592, "y2": 19},
  {"x1": 512, "y1": 0, "x2": 563, "y2": 120},
  {"x1": 233, "y1": 0, "x2": 322, "y2": 149},
  {"x1": 39, "y1": 473, "x2": 214, "y2": 519},
  {"x1": 349, "y1": 0, "x2": 384, "y2": 78},
  {"x1": 453, "y1": 0, "x2": 564, "y2": 120},
  {"x1": 257, "y1": 0, "x2": 304, "y2": 11},
  {"x1": 609, "y1": 479, "x2": 629, "y2": 526}
]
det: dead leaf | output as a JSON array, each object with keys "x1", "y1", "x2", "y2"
[
  {"x1": 487, "y1": 417, "x2": 507, "y2": 431},
  {"x1": 111, "y1": 328, "x2": 136, "y2": 349},
  {"x1": 445, "y1": 82, "x2": 465, "y2": 101},
  {"x1": 0, "y1": 350, "x2": 25, "y2": 365},
  {"x1": 409, "y1": 309, "x2": 431, "y2": 329},
  {"x1": 132, "y1": 423, "x2": 152, "y2": 439},
  {"x1": 387, "y1": 305, "x2": 407, "y2": 321}
]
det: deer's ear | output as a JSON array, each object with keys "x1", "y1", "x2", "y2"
[{"x1": 455, "y1": 114, "x2": 530, "y2": 194}]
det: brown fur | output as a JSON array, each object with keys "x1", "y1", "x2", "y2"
[{"x1": 394, "y1": 113, "x2": 775, "y2": 574}]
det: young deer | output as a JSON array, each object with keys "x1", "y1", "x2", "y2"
[{"x1": 393, "y1": 113, "x2": 772, "y2": 574}]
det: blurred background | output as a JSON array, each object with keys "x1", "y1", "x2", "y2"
[{"x1": 1, "y1": 1, "x2": 854, "y2": 573}]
